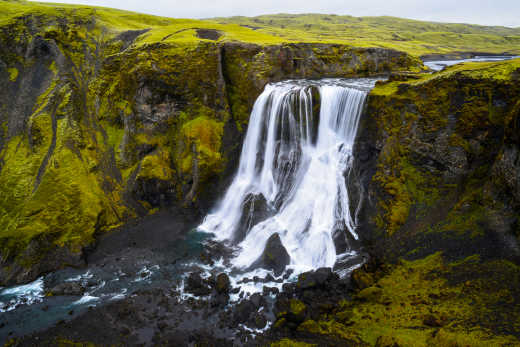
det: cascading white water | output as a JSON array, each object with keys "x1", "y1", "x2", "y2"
[{"x1": 199, "y1": 79, "x2": 375, "y2": 274}]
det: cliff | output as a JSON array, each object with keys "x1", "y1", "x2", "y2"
[
  {"x1": 276, "y1": 58, "x2": 520, "y2": 346},
  {"x1": 0, "y1": 1, "x2": 422, "y2": 285}
]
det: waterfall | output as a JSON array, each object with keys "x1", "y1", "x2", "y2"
[{"x1": 199, "y1": 79, "x2": 375, "y2": 274}]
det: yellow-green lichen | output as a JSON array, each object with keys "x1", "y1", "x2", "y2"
[{"x1": 7, "y1": 67, "x2": 18, "y2": 81}]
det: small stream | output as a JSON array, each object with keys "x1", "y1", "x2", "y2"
[
  {"x1": 424, "y1": 55, "x2": 520, "y2": 71},
  {"x1": 0, "y1": 230, "x2": 211, "y2": 342}
]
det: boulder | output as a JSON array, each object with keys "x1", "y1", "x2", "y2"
[
  {"x1": 236, "y1": 194, "x2": 274, "y2": 243},
  {"x1": 233, "y1": 300, "x2": 256, "y2": 324},
  {"x1": 184, "y1": 272, "x2": 212, "y2": 296},
  {"x1": 297, "y1": 267, "x2": 335, "y2": 290},
  {"x1": 214, "y1": 273, "x2": 231, "y2": 294},
  {"x1": 252, "y1": 312, "x2": 267, "y2": 329},
  {"x1": 210, "y1": 293, "x2": 230, "y2": 307},
  {"x1": 259, "y1": 233, "x2": 290, "y2": 276},
  {"x1": 48, "y1": 282, "x2": 85, "y2": 296}
]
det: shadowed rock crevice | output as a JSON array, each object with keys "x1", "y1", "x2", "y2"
[{"x1": 196, "y1": 28, "x2": 222, "y2": 41}]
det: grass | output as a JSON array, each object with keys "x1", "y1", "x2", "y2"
[
  {"x1": 209, "y1": 13, "x2": 520, "y2": 56},
  {"x1": 0, "y1": 0, "x2": 286, "y2": 47},
  {"x1": 3, "y1": 1, "x2": 519, "y2": 55}
]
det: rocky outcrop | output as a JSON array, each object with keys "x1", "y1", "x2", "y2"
[
  {"x1": 353, "y1": 61, "x2": 520, "y2": 262},
  {"x1": 259, "y1": 233, "x2": 290, "y2": 276}
]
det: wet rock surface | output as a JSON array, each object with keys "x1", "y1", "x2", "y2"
[
  {"x1": 46, "y1": 282, "x2": 85, "y2": 297},
  {"x1": 258, "y1": 233, "x2": 290, "y2": 276}
]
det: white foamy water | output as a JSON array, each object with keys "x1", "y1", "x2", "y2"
[
  {"x1": 199, "y1": 79, "x2": 375, "y2": 277},
  {"x1": 0, "y1": 277, "x2": 44, "y2": 312}
]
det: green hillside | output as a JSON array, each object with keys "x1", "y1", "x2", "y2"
[
  {"x1": 0, "y1": 0, "x2": 287, "y2": 46},
  {"x1": 209, "y1": 13, "x2": 520, "y2": 56}
]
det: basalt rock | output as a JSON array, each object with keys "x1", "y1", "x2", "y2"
[
  {"x1": 47, "y1": 282, "x2": 85, "y2": 296},
  {"x1": 259, "y1": 233, "x2": 290, "y2": 276},
  {"x1": 296, "y1": 267, "x2": 336, "y2": 290},
  {"x1": 235, "y1": 193, "x2": 274, "y2": 243},
  {"x1": 214, "y1": 273, "x2": 231, "y2": 294},
  {"x1": 184, "y1": 272, "x2": 212, "y2": 297}
]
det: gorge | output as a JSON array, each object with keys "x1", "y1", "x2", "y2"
[{"x1": 0, "y1": 1, "x2": 520, "y2": 346}]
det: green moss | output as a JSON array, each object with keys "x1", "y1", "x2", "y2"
[
  {"x1": 368, "y1": 58, "x2": 520, "y2": 236},
  {"x1": 373, "y1": 58, "x2": 520, "y2": 98},
  {"x1": 137, "y1": 149, "x2": 174, "y2": 181},
  {"x1": 373, "y1": 139, "x2": 440, "y2": 234},
  {"x1": 7, "y1": 67, "x2": 18, "y2": 81},
  {"x1": 297, "y1": 319, "x2": 363, "y2": 343},
  {"x1": 54, "y1": 338, "x2": 98, "y2": 347},
  {"x1": 178, "y1": 115, "x2": 224, "y2": 179},
  {"x1": 297, "y1": 253, "x2": 520, "y2": 346},
  {"x1": 211, "y1": 14, "x2": 520, "y2": 56},
  {"x1": 290, "y1": 299, "x2": 306, "y2": 316},
  {"x1": 271, "y1": 339, "x2": 316, "y2": 347},
  {"x1": 1, "y1": 0, "x2": 517, "y2": 58}
]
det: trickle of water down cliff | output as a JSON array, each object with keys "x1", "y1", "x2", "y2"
[{"x1": 200, "y1": 78, "x2": 376, "y2": 281}]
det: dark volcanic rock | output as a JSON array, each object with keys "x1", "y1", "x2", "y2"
[
  {"x1": 252, "y1": 312, "x2": 268, "y2": 329},
  {"x1": 297, "y1": 267, "x2": 335, "y2": 290},
  {"x1": 233, "y1": 300, "x2": 256, "y2": 324},
  {"x1": 185, "y1": 272, "x2": 212, "y2": 297},
  {"x1": 196, "y1": 29, "x2": 222, "y2": 41},
  {"x1": 235, "y1": 193, "x2": 274, "y2": 243},
  {"x1": 48, "y1": 282, "x2": 85, "y2": 296},
  {"x1": 258, "y1": 233, "x2": 290, "y2": 276},
  {"x1": 210, "y1": 293, "x2": 230, "y2": 307},
  {"x1": 214, "y1": 273, "x2": 231, "y2": 294}
]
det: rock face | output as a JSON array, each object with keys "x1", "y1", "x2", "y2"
[
  {"x1": 0, "y1": 3, "x2": 422, "y2": 285},
  {"x1": 235, "y1": 193, "x2": 274, "y2": 243},
  {"x1": 353, "y1": 61, "x2": 520, "y2": 263},
  {"x1": 259, "y1": 233, "x2": 291, "y2": 276}
]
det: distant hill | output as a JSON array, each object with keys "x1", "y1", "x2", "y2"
[{"x1": 209, "y1": 14, "x2": 520, "y2": 56}]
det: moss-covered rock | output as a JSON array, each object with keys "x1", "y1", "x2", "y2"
[
  {"x1": 355, "y1": 59, "x2": 520, "y2": 262},
  {"x1": 291, "y1": 253, "x2": 520, "y2": 346}
]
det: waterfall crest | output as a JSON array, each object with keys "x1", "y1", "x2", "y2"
[{"x1": 199, "y1": 79, "x2": 375, "y2": 274}]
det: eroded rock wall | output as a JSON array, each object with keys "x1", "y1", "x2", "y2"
[{"x1": 353, "y1": 63, "x2": 520, "y2": 263}]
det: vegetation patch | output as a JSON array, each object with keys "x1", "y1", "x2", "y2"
[{"x1": 295, "y1": 253, "x2": 520, "y2": 346}]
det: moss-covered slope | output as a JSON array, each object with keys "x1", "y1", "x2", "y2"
[{"x1": 0, "y1": 0, "x2": 423, "y2": 285}]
